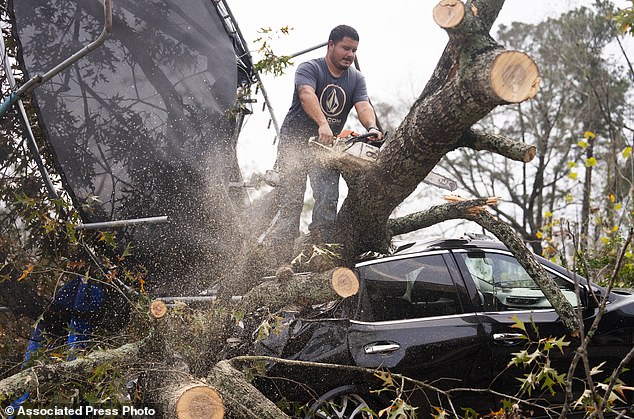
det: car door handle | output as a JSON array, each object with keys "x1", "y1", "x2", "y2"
[
  {"x1": 493, "y1": 333, "x2": 524, "y2": 341},
  {"x1": 364, "y1": 342, "x2": 400, "y2": 354}
]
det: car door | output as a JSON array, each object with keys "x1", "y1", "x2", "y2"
[
  {"x1": 450, "y1": 248, "x2": 582, "y2": 402},
  {"x1": 348, "y1": 251, "x2": 492, "y2": 407}
]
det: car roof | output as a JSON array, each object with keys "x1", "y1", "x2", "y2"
[
  {"x1": 388, "y1": 235, "x2": 592, "y2": 287},
  {"x1": 392, "y1": 234, "x2": 508, "y2": 255}
]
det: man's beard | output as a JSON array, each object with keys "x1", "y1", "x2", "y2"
[{"x1": 335, "y1": 60, "x2": 352, "y2": 70}]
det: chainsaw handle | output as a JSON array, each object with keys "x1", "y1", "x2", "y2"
[{"x1": 344, "y1": 132, "x2": 380, "y2": 144}]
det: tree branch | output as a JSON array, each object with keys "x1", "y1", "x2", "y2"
[
  {"x1": 0, "y1": 340, "x2": 144, "y2": 401},
  {"x1": 467, "y1": 209, "x2": 579, "y2": 334},
  {"x1": 388, "y1": 197, "x2": 495, "y2": 236},
  {"x1": 458, "y1": 128, "x2": 536, "y2": 162}
]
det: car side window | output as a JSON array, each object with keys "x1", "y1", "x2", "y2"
[
  {"x1": 458, "y1": 252, "x2": 579, "y2": 311},
  {"x1": 359, "y1": 255, "x2": 463, "y2": 321}
]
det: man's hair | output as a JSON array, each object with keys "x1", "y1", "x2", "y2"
[{"x1": 328, "y1": 25, "x2": 359, "y2": 43}]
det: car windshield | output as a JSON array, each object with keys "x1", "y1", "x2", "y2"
[{"x1": 455, "y1": 251, "x2": 580, "y2": 311}]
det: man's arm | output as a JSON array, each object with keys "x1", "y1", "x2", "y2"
[
  {"x1": 298, "y1": 85, "x2": 334, "y2": 145},
  {"x1": 354, "y1": 101, "x2": 383, "y2": 140}
]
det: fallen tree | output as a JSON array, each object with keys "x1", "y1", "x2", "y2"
[
  {"x1": 0, "y1": 199, "x2": 576, "y2": 418},
  {"x1": 1, "y1": 0, "x2": 586, "y2": 417}
]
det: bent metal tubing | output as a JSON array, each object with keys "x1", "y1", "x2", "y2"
[{"x1": 0, "y1": 0, "x2": 113, "y2": 116}]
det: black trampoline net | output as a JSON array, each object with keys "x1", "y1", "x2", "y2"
[{"x1": 10, "y1": 0, "x2": 249, "y2": 294}]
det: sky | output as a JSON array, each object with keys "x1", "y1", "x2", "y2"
[{"x1": 225, "y1": 0, "x2": 632, "y2": 234}]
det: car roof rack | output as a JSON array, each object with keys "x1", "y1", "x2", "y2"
[
  {"x1": 463, "y1": 232, "x2": 496, "y2": 241},
  {"x1": 391, "y1": 234, "x2": 504, "y2": 255}
]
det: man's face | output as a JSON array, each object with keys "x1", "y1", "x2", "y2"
[{"x1": 327, "y1": 37, "x2": 358, "y2": 71}]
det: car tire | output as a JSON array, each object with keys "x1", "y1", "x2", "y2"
[{"x1": 306, "y1": 384, "x2": 374, "y2": 419}]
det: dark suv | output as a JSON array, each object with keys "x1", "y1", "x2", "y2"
[{"x1": 255, "y1": 236, "x2": 634, "y2": 417}]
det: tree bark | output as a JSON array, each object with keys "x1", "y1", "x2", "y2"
[
  {"x1": 458, "y1": 128, "x2": 536, "y2": 162},
  {"x1": 238, "y1": 268, "x2": 359, "y2": 314}
]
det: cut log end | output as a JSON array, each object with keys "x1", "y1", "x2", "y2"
[
  {"x1": 433, "y1": 0, "x2": 465, "y2": 29},
  {"x1": 330, "y1": 267, "x2": 359, "y2": 298},
  {"x1": 524, "y1": 145, "x2": 537, "y2": 163},
  {"x1": 491, "y1": 51, "x2": 540, "y2": 103},
  {"x1": 176, "y1": 385, "x2": 224, "y2": 419},
  {"x1": 150, "y1": 299, "x2": 167, "y2": 319},
  {"x1": 275, "y1": 264, "x2": 294, "y2": 281}
]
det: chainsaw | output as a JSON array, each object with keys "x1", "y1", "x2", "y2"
[
  {"x1": 308, "y1": 129, "x2": 458, "y2": 192},
  {"x1": 308, "y1": 129, "x2": 383, "y2": 164}
]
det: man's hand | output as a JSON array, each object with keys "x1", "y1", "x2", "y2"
[
  {"x1": 318, "y1": 123, "x2": 335, "y2": 146},
  {"x1": 367, "y1": 127, "x2": 383, "y2": 141}
]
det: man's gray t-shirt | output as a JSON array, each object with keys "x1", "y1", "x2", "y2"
[{"x1": 280, "y1": 57, "x2": 368, "y2": 140}]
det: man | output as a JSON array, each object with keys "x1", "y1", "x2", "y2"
[{"x1": 267, "y1": 24, "x2": 382, "y2": 262}]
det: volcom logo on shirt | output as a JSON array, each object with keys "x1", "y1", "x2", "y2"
[{"x1": 320, "y1": 84, "x2": 346, "y2": 117}]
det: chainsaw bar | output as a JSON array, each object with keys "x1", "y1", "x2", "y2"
[{"x1": 309, "y1": 136, "x2": 458, "y2": 191}]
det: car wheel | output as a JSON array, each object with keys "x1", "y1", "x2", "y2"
[{"x1": 306, "y1": 384, "x2": 374, "y2": 419}]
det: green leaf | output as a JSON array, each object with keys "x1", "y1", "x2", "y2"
[
  {"x1": 510, "y1": 313, "x2": 527, "y2": 334},
  {"x1": 540, "y1": 374, "x2": 557, "y2": 396},
  {"x1": 551, "y1": 335, "x2": 570, "y2": 353}
]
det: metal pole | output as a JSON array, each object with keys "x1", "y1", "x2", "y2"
[
  {"x1": 160, "y1": 295, "x2": 242, "y2": 304},
  {"x1": 75, "y1": 215, "x2": 169, "y2": 230},
  {"x1": 1, "y1": 26, "x2": 59, "y2": 199},
  {"x1": 353, "y1": 56, "x2": 383, "y2": 133},
  {"x1": 288, "y1": 41, "x2": 328, "y2": 59},
  {"x1": 254, "y1": 72, "x2": 281, "y2": 142},
  {"x1": 216, "y1": 0, "x2": 283, "y2": 142},
  {"x1": 0, "y1": 0, "x2": 113, "y2": 116}
]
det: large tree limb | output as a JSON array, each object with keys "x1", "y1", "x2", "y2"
[
  {"x1": 388, "y1": 197, "x2": 496, "y2": 236},
  {"x1": 388, "y1": 197, "x2": 579, "y2": 334},
  {"x1": 206, "y1": 360, "x2": 290, "y2": 419},
  {"x1": 238, "y1": 268, "x2": 359, "y2": 314},
  {"x1": 0, "y1": 340, "x2": 144, "y2": 402},
  {"x1": 141, "y1": 367, "x2": 226, "y2": 419},
  {"x1": 458, "y1": 128, "x2": 536, "y2": 162}
]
